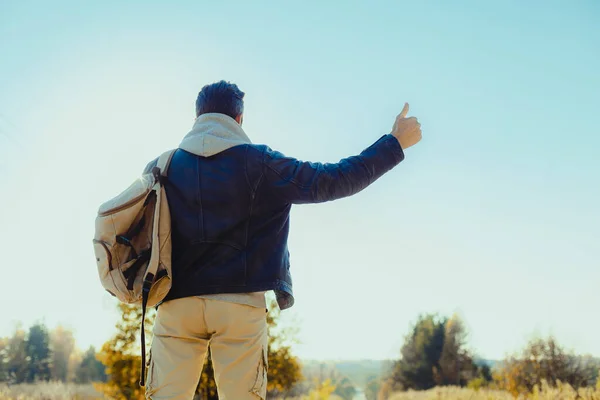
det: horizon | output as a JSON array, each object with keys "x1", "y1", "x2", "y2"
[{"x1": 1, "y1": 0, "x2": 599, "y2": 363}]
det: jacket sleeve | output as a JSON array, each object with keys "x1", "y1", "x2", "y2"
[
  {"x1": 261, "y1": 134, "x2": 404, "y2": 204},
  {"x1": 142, "y1": 158, "x2": 158, "y2": 175}
]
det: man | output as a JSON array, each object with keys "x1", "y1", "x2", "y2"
[{"x1": 144, "y1": 80, "x2": 422, "y2": 399}]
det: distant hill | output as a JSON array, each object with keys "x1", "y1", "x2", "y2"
[
  {"x1": 301, "y1": 359, "x2": 395, "y2": 388},
  {"x1": 301, "y1": 359, "x2": 503, "y2": 389}
]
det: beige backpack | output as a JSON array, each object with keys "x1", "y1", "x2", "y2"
[{"x1": 93, "y1": 149, "x2": 176, "y2": 386}]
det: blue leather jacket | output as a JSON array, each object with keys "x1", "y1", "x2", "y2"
[{"x1": 148, "y1": 134, "x2": 404, "y2": 309}]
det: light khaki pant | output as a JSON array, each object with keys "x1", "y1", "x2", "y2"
[{"x1": 146, "y1": 297, "x2": 268, "y2": 400}]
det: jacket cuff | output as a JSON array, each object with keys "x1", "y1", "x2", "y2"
[{"x1": 377, "y1": 134, "x2": 405, "y2": 164}]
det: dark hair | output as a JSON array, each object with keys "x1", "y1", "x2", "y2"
[{"x1": 195, "y1": 80, "x2": 245, "y2": 119}]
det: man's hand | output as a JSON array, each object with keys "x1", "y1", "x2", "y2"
[{"x1": 391, "y1": 103, "x2": 422, "y2": 150}]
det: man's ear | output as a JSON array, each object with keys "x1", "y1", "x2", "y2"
[{"x1": 235, "y1": 114, "x2": 244, "y2": 125}]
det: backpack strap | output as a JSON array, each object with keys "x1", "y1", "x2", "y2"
[
  {"x1": 140, "y1": 149, "x2": 176, "y2": 387},
  {"x1": 144, "y1": 149, "x2": 175, "y2": 284},
  {"x1": 155, "y1": 149, "x2": 177, "y2": 177}
]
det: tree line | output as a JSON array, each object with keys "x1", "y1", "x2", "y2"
[
  {"x1": 5, "y1": 309, "x2": 594, "y2": 399},
  {"x1": 371, "y1": 313, "x2": 600, "y2": 399},
  {"x1": 0, "y1": 323, "x2": 105, "y2": 385}
]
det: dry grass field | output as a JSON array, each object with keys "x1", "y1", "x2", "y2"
[
  {"x1": 2, "y1": 382, "x2": 600, "y2": 399},
  {"x1": 0, "y1": 383, "x2": 101, "y2": 400},
  {"x1": 388, "y1": 383, "x2": 600, "y2": 400}
]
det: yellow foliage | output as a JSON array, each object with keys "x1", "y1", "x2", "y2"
[
  {"x1": 95, "y1": 303, "x2": 153, "y2": 400},
  {"x1": 466, "y1": 377, "x2": 486, "y2": 391},
  {"x1": 493, "y1": 360, "x2": 529, "y2": 396},
  {"x1": 493, "y1": 336, "x2": 597, "y2": 397},
  {"x1": 95, "y1": 346, "x2": 144, "y2": 400},
  {"x1": 303, "y1": 379, "x2": 337, "y2": 400},
  {"x1": 266, "y1": 298, "x2": 303, "y2": 396}
]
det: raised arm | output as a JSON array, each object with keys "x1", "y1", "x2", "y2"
[{"x1": 262, "y1": 103, "x2": 422, "y2": 204}]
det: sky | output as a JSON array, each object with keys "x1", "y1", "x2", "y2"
[{"x1": 0, "y1": 0, "x2": 599, "y2": 362}]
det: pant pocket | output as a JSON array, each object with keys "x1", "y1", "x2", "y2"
[{"x1": 250, "y1": 347, "x2": 268, "y2": 399}]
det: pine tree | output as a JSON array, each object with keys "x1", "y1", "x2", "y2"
[
  {"x1": 392, "y1": 314, "x2": 446, "y2": 390},
  {"x1": 25, "y1": 323, "x2": 52, "y2": 382},
  {"x1": 76, "y1": 346, "x2": 107, "y2": 383}
]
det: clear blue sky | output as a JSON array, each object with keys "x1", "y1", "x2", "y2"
[{"x1": 1, "y1": 0, "x2": 598, "y2": 361}]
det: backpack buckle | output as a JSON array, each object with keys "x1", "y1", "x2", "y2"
[
  {"x1": 142, "y1": 273, "x2": 155, "y2": 292},
  {"x1": 151, "y1": 167, "x2": 161, "y2": 181}
]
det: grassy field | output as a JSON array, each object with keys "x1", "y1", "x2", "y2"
[
  {"x1": 0, "y1": 383, "x2": 101, "y2": 400},
  {"x1": 388, "y1": 385, "x2": 600, "y2": 400},
  {"x1": 3, "y1": 382, "x2": 600, "y2": 400}
]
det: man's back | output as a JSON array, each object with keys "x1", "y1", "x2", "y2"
[
  {"x1": 144, "y1": 81, "x2": 422, "y2": 400},
  {"x1": 152, "y1": 111, "x2": 406, "y2": 310},
  {"x1": 164, "y1": 143, "x2": 294, "y2": 308}
]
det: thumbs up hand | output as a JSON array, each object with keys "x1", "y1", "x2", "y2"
[{"x1": 391, "y1": 103, "x2": 422, "y2": 150}]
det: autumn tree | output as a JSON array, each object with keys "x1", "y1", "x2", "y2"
[
  {"x1": 436, "y1": 314, "x2": 477, "y2": 386},
  {"x1": 305, "y1": 379, "x2": 337, "y2": 399},
  {"x1": 5, "y1": 327, "x2": 28, "y2": 383},
  {"x1": 495, "y1": 336, "x2": 599, "y2": 396},
  {"x1": 377, "y1": 378, "x2": 395, "y2": 400},
  {"x1": 96, "y1": 303, "x2": 154, "y2": 400},
  {"x1": 49, "y1": 325, "x2": 76, "y2": 382},
  {"x1": 265, "y1": 298, "x2": 303, "y2": 398}
]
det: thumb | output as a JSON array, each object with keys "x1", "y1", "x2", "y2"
[{"x1": 399, "y1": 103, "x2": 409, "y2": 119}]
